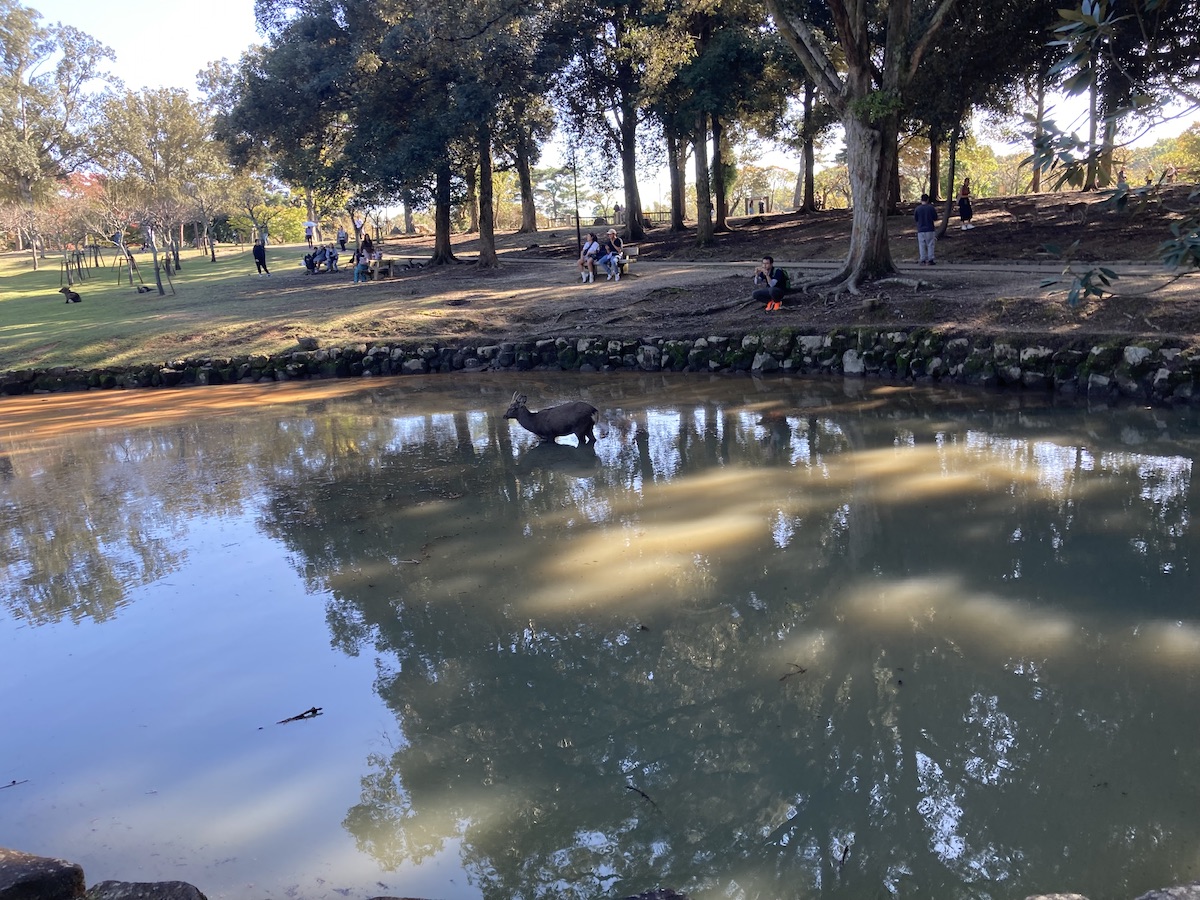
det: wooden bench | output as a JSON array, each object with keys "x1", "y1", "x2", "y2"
[
  {"x1": 369, "y1": 258, "x2": 395, "y2": 279},
  {"x1": 616, "y1": 244, "x2": 638, "y2": 275}
]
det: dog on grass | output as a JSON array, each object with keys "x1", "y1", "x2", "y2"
[{"x1": 58, "y1": 287, "x2": 81, "y2": 303}]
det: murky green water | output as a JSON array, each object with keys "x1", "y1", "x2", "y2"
[{"x1": 1, "y1": 374, "x2": 1198, "y2": 900}]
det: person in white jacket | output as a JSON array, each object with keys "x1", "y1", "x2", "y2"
[{"x1": 577, "y1": 232, "x2": 601, "y2": 283}]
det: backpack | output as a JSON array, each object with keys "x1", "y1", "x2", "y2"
[{"x1": 774, "y1": 267, "x2": 789, "y2": 290}]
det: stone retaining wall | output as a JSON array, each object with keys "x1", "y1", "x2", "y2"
[{"x1": 2, "y1": 329, "x2": 1197, "y2": 405}]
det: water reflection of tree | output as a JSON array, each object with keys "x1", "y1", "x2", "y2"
[
  {"x1": 251, "y1": 385, "x2": 1200, "y2": 900},
  {"x1": 5, "y1": 381, "x2": 1199, "y2": 897}
]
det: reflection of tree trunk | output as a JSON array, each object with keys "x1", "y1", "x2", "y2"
[{"x1": 453, "y1": 412, "x2": 476, "y2": 462}]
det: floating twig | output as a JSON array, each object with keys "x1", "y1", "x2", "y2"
[
  {"x1": 1, "y1": 779, "x2": 29, "y2": 790},
  {"x1": 277, "y1": 706, "x2": 323, "y2": 724},
  {"x1": 626, "y1": 784, "x2": 658, "y2": 810},
  {"x1": 779, "y1": 663, "x2": 808, "y2": 682}
]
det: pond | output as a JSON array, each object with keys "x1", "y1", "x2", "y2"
[{"x1": 1, "y1": 374, "x2": 1198, "y2": 900}]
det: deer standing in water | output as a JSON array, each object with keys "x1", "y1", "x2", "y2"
[{"x1": 504, "y1": 392, "x2": 599, "y2": 446}]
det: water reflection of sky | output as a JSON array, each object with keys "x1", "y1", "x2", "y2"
[{"x1": 2, "y1": 377, "x2": 1200, "y2": 900}]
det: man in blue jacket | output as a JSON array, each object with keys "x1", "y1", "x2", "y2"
[{"x1": 914, "y1": 194, "x2": 938, "y2": 265}]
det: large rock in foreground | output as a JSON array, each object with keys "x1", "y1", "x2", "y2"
[{"x1": 0, "y1": 848, "x2": 84, "y2": 900}]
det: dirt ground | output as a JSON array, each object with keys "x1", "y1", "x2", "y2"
[{"x1": 367, "y1": 187, "x2": 1200, "y2": 348}]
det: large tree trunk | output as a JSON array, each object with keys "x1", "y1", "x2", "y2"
[
  {"x1": 694, "y1": 112, "x2": 713, "y2": 247},
  {"x1": 515, "y1": 134, "x2": 538, "y2": 234},
  {"x1": 1084, "y1": 70, "x2": 1099, "y2": 191},
  {"x1": 146, "y1": 227, "x2": 166, "y2": 296},
  {"x1": 666, "y1": 126, "x2": 686, "y2": 231},
  {"x1": 619, "y1": 102, "x2": 645, "y2": 240},
  {"x1": 928, "y1": 136, "x2": 941, "y2": 201},
  {"x1": 937, "y1": 129, "x2": 959, "y2": 238},
  {"x1": 431, "y1": 165, "x2": 457, "y2": 265},
  {"x1": 1031, "y1": 72, "x2": 1045, "y2": 193},
  {"x1": 464, "y1": 164, "x2": 480, "y2": 233},
  {"x1": 712, "y1": 112, "x2": 729, "y2": 232},
  {"x1": 798, "y1": 80, "x2": 818, "y2": 213},
  {"x1": 838, "y1": 112, "x2": 899, "y2": 284},
  {"x1": 477, "y1": 122, "x2": 498, "y2": 268},
  {"x1": 401, "y1": 190, "x2": 416, "y2": 234}
]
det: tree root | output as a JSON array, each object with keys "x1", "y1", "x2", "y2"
[{"x1": 874, "y1": 276, "x2": 928, "y2": 291}]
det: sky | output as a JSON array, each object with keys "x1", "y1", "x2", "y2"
[{"x1": 31, "y1": 0, "x2": 260, "y2": 93}]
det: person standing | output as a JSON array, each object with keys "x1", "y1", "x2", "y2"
[
  {"x1": 304, "y1": 224, "x2": 314, "y2": 248},
  {"x1": 914, "y1": 194, "x2": 938, "y2": 265},
  {"x1": 252, "y1": 239, "x2": 271, "y2": 276},
  {"x1": 337, "y1": 225, "x2": 348, "y2": 251},
  {"x1": 352, "y1": 248, "x2": 370, "y2": 283},
  {"x1": 958, "y1": 178, "x2": 974, "y2": 229}
]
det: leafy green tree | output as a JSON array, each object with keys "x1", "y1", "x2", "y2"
[
  {"x1": 94, "y1": 88, "x2": 217, "y2": 292},
  {"x1": 554, "y1": 0, "x2": 665, "y2": 242},
  {"x1": 0, "y1": 0, "x2": 112, "y2": 268},
  {"x1": 766, "y1": 0, "x2": 959, "y2": 292}
]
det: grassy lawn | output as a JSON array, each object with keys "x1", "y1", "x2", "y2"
[{"x1": 0, "y1": 243, "x2": 408, "y2": 372}]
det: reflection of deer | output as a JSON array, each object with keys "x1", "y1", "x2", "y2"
[{"x1": 504, "y1": 392, "x2": 599, "y2": 446}]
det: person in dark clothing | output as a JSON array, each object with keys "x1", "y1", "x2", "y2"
[
  {"x1": 958, "y1": 178, "x2": 975, "y2": 229},
  {"x1": 252, "y1": 240, "x2": 270, "y2": 276},
  {"x1": 751, "y1": 255, "x2": 788, "y2": 310},
  {"x1": 914, "y1": 194, "x2": 938, "y2": 265}
]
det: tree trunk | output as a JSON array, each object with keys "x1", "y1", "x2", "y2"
[
  {"x1": 464, "y1": 164, "x2": 479, "y2": 233},
  {"x1": 1098, "y1": 115, "x2": 1116, "y2": 187},
  {"x1": 937, "y1": 129, "x2": 959, "y2": 238},
  {"x1": 515, "y1": 135, "x2": 538, "y2": 234},
  {"x1": 618, "y1": 90, "x2": 645, "y2": 240},
  {"x1": 477, "y1": 121, "x2": 499, "y2": 268},
  {"x1": 1031, "y1": 72, "x2": 1045, "y2": 193},
  {"x1": 146, "y1": 228, "x2": 166, "y2": 296},
  {"x1": 401, "y1": 190, "x2": 416, "y2": 234},
  {"x1": 305, "y1": 192, "x2": 318, "y2": 242},
  {"x1": 694, "y1": 112, "x2": 713, "y2": 247},
  {"x1": 800, "y1": 81, "x2": 817, "y2": 212},
  {"x1": 928, "y1": 137, "x2": 941, "y2": 201},
  {"x1": 666, "y1": 126, "x2": 686, "y2": 231},
  {"x1": 792, "y1": 167, "x2": 803, "y2": 210},
  {"x1": 208, "y1": 224, "x2": 216, "y2": 262},
  {"x1": 1084, "y1": 68, "x2": 1099, "y2": 191},
  {"x1": 431, "y1": 165, "x2": 457, "y2": 265},
  {"x1": 712, "y1": 112, "x2": 729, "y2": 232},
  {"x1": 838, "y1": 112, "x2": 898, "y2": 284}
]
